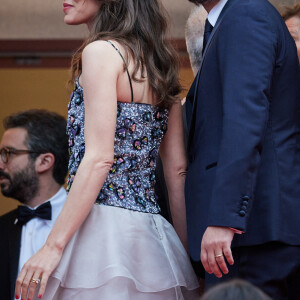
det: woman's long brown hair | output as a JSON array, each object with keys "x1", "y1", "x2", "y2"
[{"x1": 70, "y1": 0, "x2": 181, "y2": 107}]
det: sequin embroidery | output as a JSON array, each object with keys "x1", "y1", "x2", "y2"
[{"x1": 66, "y1": 79, "x2": 169, "y2": 214}]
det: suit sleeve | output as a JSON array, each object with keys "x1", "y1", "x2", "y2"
[{"x1": 207, "y1": 5, "x2": 277, "y2": 231}]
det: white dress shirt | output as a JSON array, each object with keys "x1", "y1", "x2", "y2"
[
  {"x1": 207, "y1": 0, "x2": 229, "y2": 27},
  {"x1": 17, "y1": 187, "x2": 67, "y2": 275}
]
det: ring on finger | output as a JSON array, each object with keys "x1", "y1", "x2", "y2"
[
  {"x1": 215, "y1": 253, "x2": 223, "y2": 258},
  {"x1": 30, "y1": 278, "x2": 41, "y2": 284}
]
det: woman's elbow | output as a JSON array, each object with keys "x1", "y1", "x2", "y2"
[
  {"x1": 176, "y1": 165, "x2": 187, "y2": 177},
  {"x1": 84, "y1": 154, "x2": 114, "y2": 172},
  {"x1": 167, "y1": 163, "x2": 187, "y2": 179},
  {"x1": 94, "y1": 159, "x2": 114, "y2": 172}
]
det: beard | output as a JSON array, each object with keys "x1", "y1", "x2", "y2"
[{"x1": 0, "y1": 161, "x2": 39, "y2": 204}]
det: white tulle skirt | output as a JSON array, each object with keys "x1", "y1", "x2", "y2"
[{"x1": 40, "y1": 204, "x2": 200, "y2": 299}]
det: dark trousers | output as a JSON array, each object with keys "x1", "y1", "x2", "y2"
[{"x1": 205, "y1": 242, "x2": 300, "y2": 300}]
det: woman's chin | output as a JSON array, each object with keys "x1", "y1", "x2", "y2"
[{"x1": 64, "y1": 16, "x2": 81, "y2": 26}]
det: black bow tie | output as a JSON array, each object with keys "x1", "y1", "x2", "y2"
[{"x1": 17, "y1": 201, "x2": 52, "y2": 226}]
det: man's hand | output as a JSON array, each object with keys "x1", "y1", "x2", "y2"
[{"x1": 201, "y1": 226, "x2": 235, "y2": 278}]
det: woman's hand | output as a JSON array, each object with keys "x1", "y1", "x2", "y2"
[{"x1": 15, "y1": 243, "x2": 63, "y2": 300}]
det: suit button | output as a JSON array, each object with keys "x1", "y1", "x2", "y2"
[
  {"x1": 242, "y1": 201, "x2": 248, "y2": 206},
  {"x1": 242, "y1": 195, "x2": 250, "y2": 201},
  {"x1": 241, "y1": 206, "x2": 247, "y2": 211},
  {"x1": 239, "y1": 210, "x2": 246, "y2": 217}
]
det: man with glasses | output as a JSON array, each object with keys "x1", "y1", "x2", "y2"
[{"x1": 0, "y1": 109, "x2": 69, "y2": 300}]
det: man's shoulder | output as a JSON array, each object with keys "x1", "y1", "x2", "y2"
[
  {"x1": 224, "y1": 0, "x2": 281, "y2": 20},
  {"x1": 217, "y1": 0, "x2": 284, "y2": 40}
]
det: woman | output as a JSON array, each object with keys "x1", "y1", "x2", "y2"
[{"x1": 15, "y1": 0, "x2": 199, "y2": 299}]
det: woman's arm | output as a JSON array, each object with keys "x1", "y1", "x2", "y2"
[
  {"x1": 15, "y1": 41, "x2": 123, "y2": 300},
  {"x1": 45, "y1": 41, "x2": 121, "y2": 251},
  {"x1": 159, "y1": 101, "x2": 188, "y2": 251}
]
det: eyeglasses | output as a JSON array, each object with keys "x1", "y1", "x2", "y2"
[{"x1": 0, "y1": 147, "x2": 43, "y2": 164}]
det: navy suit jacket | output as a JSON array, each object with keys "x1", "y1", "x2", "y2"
[
  {"x1": 185, "y1": 0, "x2": 300, "y2": 260},
  {"x1": 0, "y1": 210, "x2": 22, "y2": 300}
]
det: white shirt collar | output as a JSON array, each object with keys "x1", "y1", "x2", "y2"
[
  {"x1": 207, "y1": 0, "x2": 229, "y2": 27},
  {"x1": 47, "y1": 187, "x2": 67, "y2": 226}
]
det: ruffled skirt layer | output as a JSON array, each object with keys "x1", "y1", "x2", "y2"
[{"x1": 40, "y1": 205, "x2": 200, "y2": 299}]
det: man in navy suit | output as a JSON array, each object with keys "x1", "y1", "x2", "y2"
[
  {"x1": 0, "y1": 110, "x2": 68, "y2": 300},
  {"x1": 184, "y1": 0, "x2": 300, "y2": 298}
]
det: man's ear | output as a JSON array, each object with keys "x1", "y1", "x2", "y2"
[{"x1": 35, "y1": 153, "x2": 55, "y2": 174}]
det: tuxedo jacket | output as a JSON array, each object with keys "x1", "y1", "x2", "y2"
[
  {"x1": 185, "y1": 0, "x2": 300, "y2": 260},
  {"x1": 0, "y1": 209, "x2": 22, "y2": 300}
]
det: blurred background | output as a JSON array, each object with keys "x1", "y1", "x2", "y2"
[{"x1": 0, "y1": 0, "x2": 297, "y2": 214}]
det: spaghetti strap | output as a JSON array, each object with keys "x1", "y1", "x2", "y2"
[{"x1": 106, "y1": 40, "x2": 134, "y2": 103}]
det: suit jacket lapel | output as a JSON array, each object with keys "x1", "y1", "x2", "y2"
[
  {"x1": 8, "y1": 214, "x2": 22, "y2": 299},
  {"x1": 187, "y1": 0, "x2": 240, "y2": 149}
]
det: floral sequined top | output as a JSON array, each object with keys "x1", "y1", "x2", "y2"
[{"x1": 66, "y1": 79, "x2": 169, "y2": 214}]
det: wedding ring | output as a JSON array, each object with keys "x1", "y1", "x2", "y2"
[
  {"x1": 31, "y1": 278, "x2": 41, "y2": 284},
  {"x1": 215, "y1": 254, "x2": 223, "y2": 258}
]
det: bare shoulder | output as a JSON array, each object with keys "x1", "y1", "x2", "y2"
[
  {"x1": 82, "y1": 40, "x2": 123, "y2": 69},
  {"x1": 83, "y1": 40, "x2": 111, "y2": 55}
]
